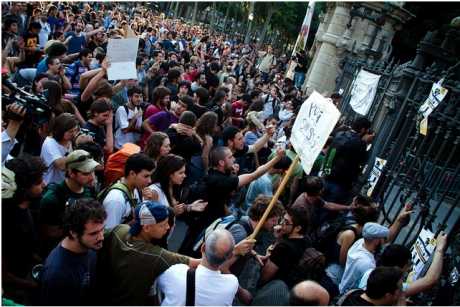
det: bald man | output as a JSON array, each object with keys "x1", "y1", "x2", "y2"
[
  {"x1": 157, "y1": 229, "x2": 252, "y2": 306},
  {"x1": 289, "y1": 280, "x2": 330, "y2": 306}
]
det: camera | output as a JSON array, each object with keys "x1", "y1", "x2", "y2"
[{"x1": 2, "y1": 78, "x2": 52, "y2": 124}]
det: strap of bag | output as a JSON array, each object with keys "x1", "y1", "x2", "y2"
[{"x1": 185, "y1": 268, "x2": 196, "y2": 306}]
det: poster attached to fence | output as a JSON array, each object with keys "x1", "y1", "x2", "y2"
[
  {"x1": 349, "y1": 69, "x2": 381, "y2": 116},
  {"x1": 106, "y1": 38, "x2": 139, "y2": 80},
  {"x1": 367, "y1": 157, "x2": 387, "y2": 197},
  {"x1": 406, "y1": 228, "x2": 436, "y2": 284},
  {"x1": 290, "y1": 91, "x2": 341, "y2": 175},
  {"x1": 419, "y1": 79, "x2": 448, "y2": 118}
]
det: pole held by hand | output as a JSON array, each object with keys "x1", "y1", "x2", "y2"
[{"x1": 248, "y1": 155, "x2": 300, "y2": 240}]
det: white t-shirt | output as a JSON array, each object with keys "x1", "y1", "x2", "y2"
[
  {"x1": 148, "y1": 183, "x2": 170, "y2": 207},
  {"x1": 339, "y1": 238, "x2": 376, "y2": 294},
  {"x1": 103, "y1": 187, "x2": 141, "y2": 229},
  {"x1": 40, "y1": 136, "x2": 72, "y2": 184},
  {"x1": 114, "y1": 105, "x2": 142, "y2": 149},
  {"x1": 157, "y1": 264, "x2": 239, "y2": 306}
]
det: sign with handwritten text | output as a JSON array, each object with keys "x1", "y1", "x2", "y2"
[
  {"x1": 291, "y1": 91, "x2": 341, "y2": 174},
  {"x1": 106, "y1": 38, "x2": 139, "y2": 81}
]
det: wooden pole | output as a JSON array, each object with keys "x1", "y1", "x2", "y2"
[{"x1": 248, "y1": 155, "x2": 300, "y2": 240}]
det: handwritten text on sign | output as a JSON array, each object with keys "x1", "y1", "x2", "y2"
[
  {"x1": 291, "y1": 91, "x2": 341, "y2": 174},
  {"x1": 107, "y1": 38, "x2": 139, "y2": 81}
]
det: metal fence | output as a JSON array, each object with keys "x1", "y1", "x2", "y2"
[{"x1": 335, "y1": 27, "x2": 460, "y2": 247}]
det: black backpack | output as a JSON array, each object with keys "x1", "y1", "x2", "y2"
[{"x1": 311, "y1": 217, "x2": 356, "y2": 254}]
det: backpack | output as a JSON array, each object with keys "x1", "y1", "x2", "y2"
[
  {"x1": 311, "y1": 217, "x2": 357, "y2": 255},
  {"x1": 97, "y1": 181, "x2": 138, "y2": 216},
  {"x1": 288, "y1": 245, "x2": 327, "y2": 287},
  {"x1": 192, "y1": 215, "x2": 252, "y2": 252}
]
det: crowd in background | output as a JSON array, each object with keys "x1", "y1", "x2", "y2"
[{"x1": 1, "y1": 2, "x2": 448, "y2": 306}]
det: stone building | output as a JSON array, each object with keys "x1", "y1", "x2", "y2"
[{"x1": 304, "y1": 2, "x2": 414, "y2": 95}]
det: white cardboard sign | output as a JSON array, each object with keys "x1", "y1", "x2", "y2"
[
  {"x1": 290, "y1": 91, "x2": 341, "y2": 174},
  {"x1": 106, "y1": 38, "x2": 139, "y2": 81},
  {"x1": 419, "y1": 80, "x2": 448, "y2": 118},
  {"x1": 367, "y1": 157, "x2": 387, "y2": 196}
]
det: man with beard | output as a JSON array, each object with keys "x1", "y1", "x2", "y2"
[
  {"x1": 40, "y1": 198, "x2": 107, "y2": 305},
  {"x1": 339, "y1": 222, "x2": 389, "y2": 295},
  {"x1": 39, "y1": 150, "x2": 99, "y2": 256},
  {"x1": 259, "y1": 205, "x2": 311, "y2": 288},
  {"x1": 339, "y1": 204, "x2": 412, "y2": 294},
  {"x1": 203, "y1": 146, "x2": 285, "y2": 228}
]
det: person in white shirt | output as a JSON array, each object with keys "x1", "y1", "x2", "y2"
[
  {"x1": 101, "y1": 153, "x2": 155, "y2": 229},
  {"x1": 41, "y1": 113, "x2": 79, "y2": 184},
  {"x1": 114, "y1": 86, "x2": 143, "y2": 149},
  {"x1": 157, "y1": 229, "x2": 239, "y2": 306}
]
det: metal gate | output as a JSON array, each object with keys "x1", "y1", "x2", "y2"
[{"x1": 335, "y1": 27, "x2": 460, "y2": 247}]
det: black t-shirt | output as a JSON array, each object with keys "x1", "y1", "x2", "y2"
[
  {"x1": 189, "y1": 103, "x2": 208, "y2": 119},
  {"x1": 203, "y1": 169, "x2": 239, "y2": 226},
  {"x1": 22, "y1": 31, "x2": 41, "y2": 67},
  {"x1": 269, "y1": 237, "x2": 311, "y2": 288},
  {"x1": 40, "y1": 245, "x2": 97, "y2": 305},
  {"x1": 2, "y1": 200, "x2": 38, "y2": 278},
  {"x1": 326, "y1": 130, "x2": 368, "y2": 188},
  {"x1": 339, "y1": 289, "x2": 374, "y2": 306},
  {"x1": 166, "y1": 127, "x2": 202, "y2": 163},
  {"x1": 82, "y1": 121, "x2": 106, "y2": 150}
]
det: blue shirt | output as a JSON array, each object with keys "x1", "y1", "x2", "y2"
[
  {"x1": 65, "y1": 32, "x2": 86, "y2": 54},
  {"x1": 244, "y1": 173, "x2": 273, "y2": 211},
  {"x1": 40, "y1": 245, "x2": 97, "y2": 305}
]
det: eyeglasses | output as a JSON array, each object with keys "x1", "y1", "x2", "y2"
[{"x1": 279, "y1": 217, "x2": 293, "y2": 226}]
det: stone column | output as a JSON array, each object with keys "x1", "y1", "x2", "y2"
[{"x1": 304, "y1": 2, "x2": 351, "y2": 96}]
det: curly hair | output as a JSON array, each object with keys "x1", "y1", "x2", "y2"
[
  {"x1": 62, "y1": 198, "x2": 107, "y2": 238},
  {"x1": 248, "y1": 195, "x2": 284, "y2": 221}
]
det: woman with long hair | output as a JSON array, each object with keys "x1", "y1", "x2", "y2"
[
  {"x1": 144, "y1": 131, "x2": 171, "y2": 164},
  {"x1": 146, "y1": 154, "x2": 207, "y2": 217}
]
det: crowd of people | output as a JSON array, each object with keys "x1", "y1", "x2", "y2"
[{"x1": 1, "y1": 2, "x2": 448, "y2": 306}]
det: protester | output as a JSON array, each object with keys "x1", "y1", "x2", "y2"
[{"x1": 40, "y1": 198, "x2": 106, "y2": 305}]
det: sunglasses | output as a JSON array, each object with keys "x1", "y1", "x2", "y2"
[{"x1": 67, "y1": 154, "x2": 92, "y2": 167}]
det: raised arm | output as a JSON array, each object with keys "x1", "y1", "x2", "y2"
[{"x1": 238, "y1": 148, "x2": 284, "y2": 187}]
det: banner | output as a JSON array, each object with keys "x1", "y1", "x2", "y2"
[
  {"x1": 349, "y1": 69, "x2": 381, "y2": 116},
  {"x1": 290, "y1": 91, "x2": 341, "y2": 174},
  {"x1": 293, "y1": 1, "x2": 315, "y2": 54},
  {"x1": 106, "y1": 38, "x2": 139, "y2": 81},
  {"x1": 286, "y1": 1, "x2": 315, "y2": 80}
]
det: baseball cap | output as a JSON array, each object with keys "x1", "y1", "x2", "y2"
[
  {"x1": 129, "y1": 201, "x2": 169, "y2": 235},
  {"x1": 362, "y1": 222, "x2": 389, "y2": 240},
  {"x1": 65, "y1": 150, "x2": 100, "y2": 172}
]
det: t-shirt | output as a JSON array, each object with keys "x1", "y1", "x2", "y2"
[
  {"x1": 97, "y1": 224, "x2": 190, "y2": 305},
  {"x1": 2, "y1": 200, "x2": 38, "y2": 279},
  {"x1": 82, "y1": 121, "x2": 106, "y2": 150},
  {"x1": 40, "y1": 136, "x2": 72, "y2": 184},
  {"x1": 166, "y1": 127, "x2": 202, "y2": 163},
  {"x1": 339, "y1": 238, "x2": 376, "y2": 294},
  {"x1": 40, "y1": 245, "x2": 97, "y2": 305},
  {"x1": 65, "y1": 31, "x2": 86, "y2": 54},
  {"x1": 147, "y1": 111, "x2": 178, "y2": 132},
  {"x1": 203, "y1": 169, "x2": 239, "y2": 227},
  {"x1": 114, "y1": 105, "x2": 142, "y2": 149},
  {"x1": 244, "y1": 173, "x2": 273, "y2": 211},
  {"x1": 157, "y1": 264, "x2": 238, "y2": 306},
  {"x1": 40, "y1": 181, "x2": 95, "y2": 226},
  {"x1": 269, "y1": 237, "x2": 311, "y2": 288},
  {"x1": 188, "y1": 103, "x2": 208, "y2": 119},
  {"x1": 102, "y1": 187, "x2": 141, "y2": 229},
  {"x1": 338, "y1": 289, "x2": 374, "y2": 306}
]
